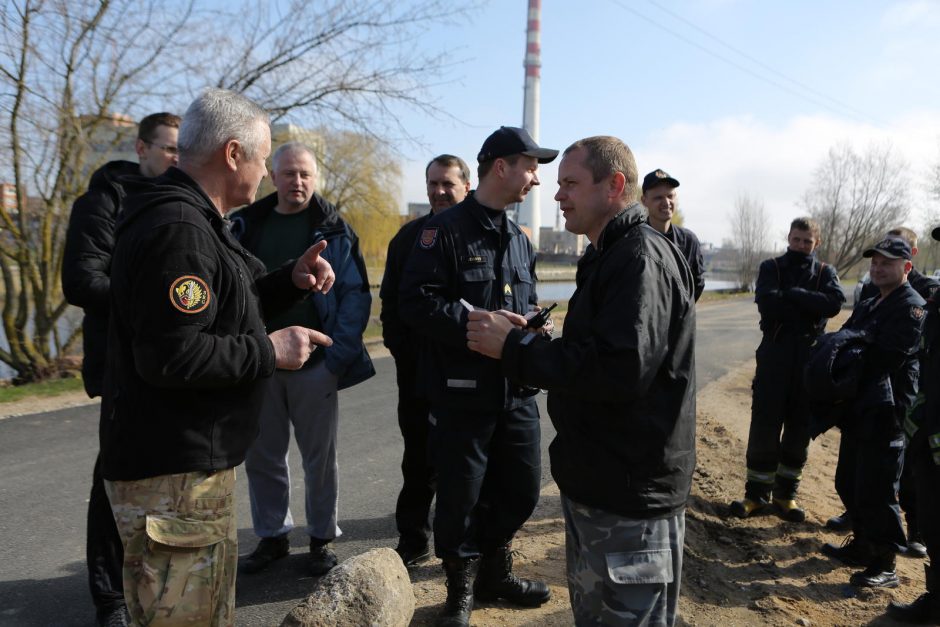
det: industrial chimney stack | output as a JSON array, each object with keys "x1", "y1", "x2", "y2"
[{"x1": 519, "y1": 0, "x2": 542, "y2": 249}]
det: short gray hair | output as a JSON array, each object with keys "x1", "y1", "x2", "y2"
[
  {"x1": 272, "y1": 141, "x2": 318, "y2": 173},
  {"x1": 178, "y1": 88, "x2": 269, "y2": 166}
]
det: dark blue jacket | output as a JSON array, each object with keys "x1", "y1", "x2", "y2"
[
  {"x1": 380, "y1": 211, "x2": 432, "y2": 358},
  {"x1": 398, "y1": 194, "x2": 539, "y2": 412},
  {"x1": 844, "y1": 282, "x2": 925, "y2": 436},
  {"x1": 755, "y1": 249, "x2": 844, "y2": 338},
  {"x1": 232, "y1": 192, "x2": 374, "y2": 390}
]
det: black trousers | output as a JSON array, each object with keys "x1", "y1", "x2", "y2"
[
  {"x1": 745, "y1": 336, "x2": 812, "y2": 500},
  {"x1": 429, "y1": 401, "x2": 541, "y2": 559},
  {"x1": 393, "y1": 354, "x2": 436, "y2": 545},
  {"x1": 87, "y1": 454, "x2": 125, "y2": 617},
  {"x1": 834, "y1": 427, "x2": 907, "y2": 553},
  {"x1": 912, "y1": 431, "x2": 940, "y2": 570},
  {"x1": 898, "y1": 447, "x2": 919, "y2": 535}
]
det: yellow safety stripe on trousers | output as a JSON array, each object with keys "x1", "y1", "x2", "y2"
[
  {"x1": 746, "y1": 468, "x2": 775, "y2": 485},
  {"x1": 930, "y1": 432, "x2": 940, "y2": 450},
  {"x1": 775, "y1": 463, "x2": 803, "y2": 481},
  {"x1": 933, "y1": 450, "x2": 940, "y2": 466},
  {"x1": 904, "y1": 415, "x2": 920, "y2": 439}
]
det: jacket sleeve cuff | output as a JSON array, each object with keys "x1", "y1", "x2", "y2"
[
  {"x1": 255, "y1": 333, "x2": 277, "y2": 377},
  {"x1": 501, "y1": 328, "x2": 528, "y2": 382}
]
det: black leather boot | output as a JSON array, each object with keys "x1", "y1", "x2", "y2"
[
  {"x1": 887, "y1": 564, "x2": 940, "y2": 623},
  {"x1": 436, "y1": 557, "x2": 478, "y2": 627},
  {"x1": 850, "y1": 547, "x2": 899, "y2": 588},
  {"x1": 474, "y1": 543, "x2": 551, "y2": 607}
]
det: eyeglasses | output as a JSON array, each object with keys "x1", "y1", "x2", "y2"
[{"x1": 143, "y1": 140, "x2": 179, "y2": 156}]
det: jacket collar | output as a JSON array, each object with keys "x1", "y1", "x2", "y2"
[
  {"x1": 464, "y1": 193, "x2": 513, "y2": 236},
  {"x1": 596, "y1": 201, "x2": 646, "y2": 252}
]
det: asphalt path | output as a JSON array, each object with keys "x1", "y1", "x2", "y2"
[{"x1": 0, "y1": 297, "x2": 761, "y2": 626}]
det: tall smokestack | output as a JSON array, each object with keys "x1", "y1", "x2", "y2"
[{"x1": 520, "y1": 0, "x2": 542, "y2": 249}]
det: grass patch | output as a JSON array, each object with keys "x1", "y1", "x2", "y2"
[{"x1": 0, "y1": 376, "x2": 85, "y2": 404}]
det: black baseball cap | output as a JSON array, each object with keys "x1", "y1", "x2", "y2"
[
  {"x1": 477, "y1": 126, "x2": 558, "y2": 164},
  {"x1": 932, "y1": 225, "x2": 940, "y2": 242},
  {"x1": 862, "y1": 237, "x2": 912, "y2": 260},
  {"x1": 642, "y1": 169, "x2": 680, "y2": 193}
]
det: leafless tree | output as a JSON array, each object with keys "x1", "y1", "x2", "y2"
[
  {"x1": 730, "y1": 192, "x2": 769, "y2": 290},
  {"x1": 802, "y1": 143, "x2": 910, "y2": 275},
  {"x1": 0, "y1": 0, "x2": 469, "y2": 381}
]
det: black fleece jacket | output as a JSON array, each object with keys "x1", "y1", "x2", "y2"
[{"x1": 100, "y1": 167, "x2": 305, "y2": 481}]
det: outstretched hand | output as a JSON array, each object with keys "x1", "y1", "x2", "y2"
[
  {"x1": 292, "y1": 240, "x2": 335, "y2": 293},
  {"x1": 269, "y1": 326, "x2": 333, "y2": 370}
]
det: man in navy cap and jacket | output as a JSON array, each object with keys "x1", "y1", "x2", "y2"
[
  {"x1": 822, "y1": 237, "x2": 926, "y2": 590},
  {"x1": 400, "y1": 126, "x2": 557, "y2": 627}
]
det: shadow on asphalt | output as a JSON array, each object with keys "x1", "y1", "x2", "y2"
[{"x1": 0, "y1": 560, "x2": 92, "y2": 627}]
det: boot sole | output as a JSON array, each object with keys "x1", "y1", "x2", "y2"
[{"x1": 474, "y1": 590, "x2": 551, "y2": 607}]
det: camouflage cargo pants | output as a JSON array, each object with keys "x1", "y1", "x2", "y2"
[
  {"x1": 561, "y1": 495, "x2": 684, "y2": 626},
  {"x1": 104, "y1": 469, "x2": 237, "y2": 627}
]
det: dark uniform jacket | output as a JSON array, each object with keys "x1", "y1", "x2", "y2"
[
  {"x1": 845, "y1": 282, "x2": 926, "y2": 437},
  {"x1": 755, "y1": 249, "x2": 844, "y2": 338},
  {"x1": 916, "y1": 287, "x2": 940, "y2": 463},
  {"x1": 660, "y1": 223, "x2": 705, "y2": 301},
  {"x1": 380, "y1": 211, "x2": 432, "y2": 359},
  {"x1": 398, "y1": 194, "x2": 538, "y2": 412},
  {"x1": 100, "y1": 167, "x2": 306, "y2": 481},
  {"x1": 501, "y1": 203, "x2": 697, "y2": 518},
  {"x1": 232, "y1": 192, "x2": 374, "y2": 390},
  {"x1": 62, "y1": 160, "x2": 140, "y2": 397}
]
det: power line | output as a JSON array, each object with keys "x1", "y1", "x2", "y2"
[{"x1": 605, "y1": 0, "x2": 883, "y2": 127}]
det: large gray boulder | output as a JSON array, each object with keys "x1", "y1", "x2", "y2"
[{"x1": 281, "y1": 548, "x2": 415, "y2": 627}]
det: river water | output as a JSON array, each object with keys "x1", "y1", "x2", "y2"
[{"x1": 1, "y1": 279, "x2": 740, "y2": 380}]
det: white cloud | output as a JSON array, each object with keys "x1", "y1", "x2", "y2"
[{"x1": 631, "y1": 111, "x2": 940, "y2": 248}]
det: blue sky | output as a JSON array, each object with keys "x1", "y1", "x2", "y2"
[{"x1": 388, "y1": 0, "x2": 940, "y2": 249}]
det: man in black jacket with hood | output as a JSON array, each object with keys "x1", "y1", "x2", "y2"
[
  {"x1": 100, "y1": 89, "x2": 335, "y2": 626},
  {"x1": 467, "y1": 136, "x2": 696, "y2": 627},
  {"x1": 62, "y1": 111, "x2": 180, "y2": 627}
]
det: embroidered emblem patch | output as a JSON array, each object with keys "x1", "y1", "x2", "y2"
[
  {"x1": 419, "y1": 227, "x2": 439, "y2": 249},
  {"x1": 503, "y1": 283, "x2": 512, "y2": 296},
  {"x1": 911, "y1": 306, "x2": 925, "y2": 321},
  {"x1": 169, "y1": 275, "x2": 210, "y2": 314},
  {"x1": 655, "y1": 169, "x2": 668, "y2": 178}
]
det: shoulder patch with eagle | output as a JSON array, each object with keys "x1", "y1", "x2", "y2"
[{"x1": 169, "y1": 275, "x2": 210, "y2": 314}]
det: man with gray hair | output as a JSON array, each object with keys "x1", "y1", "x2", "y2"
[
  {"x1": 100, "y1": 89, "x2": 336, "y2": 626},
  {"x1": 233, "y1": 141, "x2": 374, "y2": 577}
]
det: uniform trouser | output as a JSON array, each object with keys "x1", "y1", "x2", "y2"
[
  {"x1": 834, "y1": 427, "x2": 907, "y2": 553},
  {"x1": 393, "y1": 354, "x2": 435, "y2": 545},
  {"x1": 745, "y1": 336, "x2": 812, "y2": 501},
  {"x1": 561, "y1": 495, "x2": 684, "y2": 627},
  {"x1": 912, "y1": 431, "x2": 940, "y2": 570},
  {"x1": 245, "y1": 362, "x2": 341, "y2": 541},
  {"x1": 898, "y1": 448, "x2": 919, "y2": 537},
  {"x1": 87, "y1": 454, "x2": 125, "y2": 619},
  {"x1": 429, "y1": 401, "x2": 541, "y2": 559},
  {"x1": 104, "y1": 469, "x2": 237, "y2": 627}
]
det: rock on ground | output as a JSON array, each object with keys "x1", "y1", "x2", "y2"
[{"x1": 281, "y1": 548, "x2": 414, "y2": 627}]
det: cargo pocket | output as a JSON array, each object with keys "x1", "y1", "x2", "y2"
[
  {"x1": 606, "y1": 548, "x2": 674, "y2": 585},
  {"x1": 137, "y1": 512, "x2": 230, "y2": 625}
]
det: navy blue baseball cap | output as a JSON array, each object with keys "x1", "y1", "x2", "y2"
[
  {"x1": 862, "y1": 237, "x2": 912, "y2": 260},
  {"x1": 642, "y1": 169, "x2": 680, "y2": 193},
  {"x1": 477, "y1": 126, "x2": 558, "y2": 164}
]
